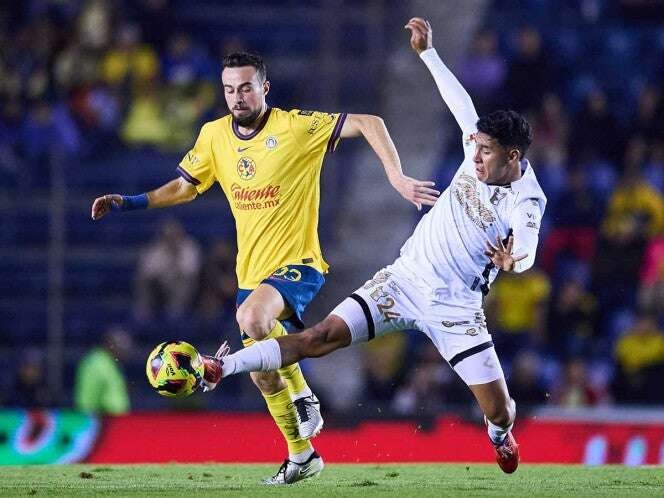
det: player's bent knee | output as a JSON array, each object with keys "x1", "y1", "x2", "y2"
[{"x1": 236, "y1": 305, "x2": 272, "y2": 339}]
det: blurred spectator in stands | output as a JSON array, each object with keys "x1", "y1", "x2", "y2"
[
  {"x1": 162, "y1": 82, "x2": 216, "y2": 151},
  {"x1": 552, "y1": 358, "x2": 600, "y2": 407},
  {"x1": 613, "y1": 313, "x2": 664, "y2": 404},
  {"x1": 486, "y1": 268, "x2": 551, "y2": 361},
  {"x1": 77, "y1": 0, "x2": 113, "y2": 51},
  {"x1": 541, "y1": 169, "x2": 600, "y2": 275},
  {"x1": 68, "y1": 77, "x2": 123, "y2": 154},
  {"x1": 101, "y1": 23, "x2": 159, "y2": 90},
  {"x1": 506, "y1": 350, "x2": 548, "y2": 408},
  {"x1": 363, "y1": 333, "x2": 407, "y2": 402},
  {"x1": 643, "y1": 140, "x2": 664, "y2": 194},
  {"x1": 528, "y1": 93, "x2": 569, "y2": 169},
  {"x1": 121, "y1": 79, "x2": 169, "y2": 149},
  {"x1": 570, "y1": 88, "x2": 623, "y2": 165},
  {"x1": 54, "y1": 41, "x2": 102, "y2": 96},
  {"x1": 135, "y1": 219, "x2": 202, "y2": 320},
  {"x1": 603, "y1": 143, "x2": 664, "y2": 239},
  {"x1": 162, "y1": 32, "x2": 215, "y2": 86},
  {"x1": 547, "y1": 277, "x2": 598, "y2": 358},
  {"x1": 74, "y1": 326, "x2": 131, "y2": 414},
  {"x1": 456, "y1": 28, "x2": 506, "y2": 113},
  {"x1": 631, "y1": 85, "x2": 664, "y2": 148},
  {"x1": 639, "y1": 234, "x2": 664, "y2": 314},
  {"x1": 391, "y1": 342, "x2": 468, "y2": 417},
  {"x1": 0, "y1": 100, "x2": 26, "y2": 188},
  {"x1": 503, "y1": 26, "x2": 552, "y2": 113},
  {"x1": 131, "y1": 0, "x2": 175, "y2": 52},
  {"x1": 21, "y1": 100, "x2": 81, "y2": 165},
  {"x1": 9, "y1": 349, "x2": 52, "y2": 408},
  {"x1": 198, "y1": 239, "x2": 238, "y2": 318}
]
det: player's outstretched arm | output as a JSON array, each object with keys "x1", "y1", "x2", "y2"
[
  {"x1": 405, "y1": 17, "x2": 479, "y2": 136},
  {"x1": 340, "y1": 113, "x2": 440, "y2": 210},
  {"x1": 91, "y1": 177, "x2": 198, "y2": 220}
]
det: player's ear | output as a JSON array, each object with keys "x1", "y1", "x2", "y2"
[
  {"x1": 508, "y1": 147, "x2": 520, "y2": 163},
  {"x1": 263, "y1": 80, "x2": 270, "y2": 96}
]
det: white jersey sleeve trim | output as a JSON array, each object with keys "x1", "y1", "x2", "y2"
[{"x1": 419, "y1": 48, "x2": 479, "y2": 138}]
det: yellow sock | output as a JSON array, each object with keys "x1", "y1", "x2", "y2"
[
  {"x1": 242, "y1": 320, "x2": 309, "y2": 396},
  {"x1": 263, "y1": 387, "x2": 313, "y2": 455}
]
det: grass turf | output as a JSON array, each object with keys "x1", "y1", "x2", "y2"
[{"x1": 0, "y1": 464, "x2": 663, "y2": 497}]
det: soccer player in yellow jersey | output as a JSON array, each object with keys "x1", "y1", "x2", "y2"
[{"x1": 91, "y1": 52, "x2": 439, "y2": 484}]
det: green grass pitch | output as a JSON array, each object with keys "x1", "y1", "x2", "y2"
[{"x1": 1, "y1": 464, "x2": 662, "y2": 497}]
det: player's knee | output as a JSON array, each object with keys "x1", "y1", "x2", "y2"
[
  {"x1": 250, "y1": 370, "x2": 285, "y2": 395},
  {"x1": 236, "y1": 304, "x2": 272, "y2": 339}
]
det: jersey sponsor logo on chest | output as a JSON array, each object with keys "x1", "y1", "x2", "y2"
[
  {"x1": 230, "y1": 182, "x2": 281, "y2": 211},
  {"x1": 452, "y1": 173, "x2": 496, "y2": 231}
]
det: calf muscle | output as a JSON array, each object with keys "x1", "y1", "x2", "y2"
[{"x1": 277, "y1": 315, "x2": 352, "y2": 366}]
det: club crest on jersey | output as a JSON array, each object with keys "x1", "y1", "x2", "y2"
[
  {"x1": 237, "y1": 157, "x2": 256, "y2": 180},
  {"x1": 265, "y1": 136, "x2": 278, "y2": 149}
]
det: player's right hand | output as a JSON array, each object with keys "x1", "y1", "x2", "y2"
[
  {"x1": 405, "y1": 17, "x2": 433, "y2": 54},
  {"x1": 91, "y1": 194, "x2": 123, "y2": 220},
  {"x1": 390, "y1": 173, "x2": 440, "y2": 211}
]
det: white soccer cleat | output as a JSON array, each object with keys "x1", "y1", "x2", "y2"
[
  {"x1": 200, "y1": 341, "x2": 229, "y2": 393},
  {"x1": 262, "y1": 452, "x2": 324, "y2": 485},
  {"x1": 293, "y1": 394, "x2": 324, "y2": 439}
]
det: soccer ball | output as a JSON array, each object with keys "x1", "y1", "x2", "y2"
[{"x1": 145, "y1": 341, "x2": 205, "y2": 398}]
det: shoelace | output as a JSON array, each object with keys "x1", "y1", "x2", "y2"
[
  {"x1": 292, "y1": 397, "x2": 318, "y2": 422},
  {"x1": 271, "y1": 459, "x2": 290, "y2": 480}
]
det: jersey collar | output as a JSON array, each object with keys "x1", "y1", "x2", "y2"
[{"x1": 231, "y1": 107, "x2": 272, "y2": 140}]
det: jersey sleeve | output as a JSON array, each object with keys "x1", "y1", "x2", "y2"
[
  {"x1": 177, "y1": 123, "x2": 216, "y2": 194},
  {"x1": 289, "y1": 110, "x2": 347, "y2": 157},
  {"x1": 419, "y1": 48, "x2": 479, "y2": 158},
  {"x1": 510, "y1": 197, "x2": 544, "y2": 273}
]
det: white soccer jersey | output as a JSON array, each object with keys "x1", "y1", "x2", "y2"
[{"x1": 395, "y1": 49, "x2": 547, "y2": 317}]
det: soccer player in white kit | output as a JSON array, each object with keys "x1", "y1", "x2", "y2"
[{"x1": 203, "y1": 18, "x2": 546, "y2": 474}]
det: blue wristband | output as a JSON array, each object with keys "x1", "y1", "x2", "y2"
[{"x1": 118, "y1": 193, "x2": 149, "y2": 211}]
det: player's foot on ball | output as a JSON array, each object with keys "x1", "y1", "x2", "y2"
[
  {"x1": 262, "y1": 452, "x2": 324, "y2": 485},
  {"x1": 292, "y1": 394, "x2": 324, "y2": 439},
  {"x1": 493, "y1": 432, "x2": 519, "y2": 474},
  {"x1": 200, "y1": 341, "x2": 229, "y2": 392}
]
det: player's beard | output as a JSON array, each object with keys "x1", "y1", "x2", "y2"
[{"x1": 232, "y1": 107, "x2": 262, "y2": 128}]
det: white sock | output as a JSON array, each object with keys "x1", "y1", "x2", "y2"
[
  {"x1": 291, "y1": 385, "x2": 313, "y2": 401},
  {"x1": 289, "y1": 446, "x2": 314, "y2": 463},
  {"x1": 487, "y1": 419, "x2": 513, "y2": 445},
  {"x1": 221, "y1": 339, "x2": 282, "y2": 377}
]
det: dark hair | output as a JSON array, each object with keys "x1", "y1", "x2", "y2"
[
  {"x1": 476, "y1": 110, "x2": 533, "y2": 159},
  {"x1": 222, "y1": 52, "x2": 266, "y2": 82}
]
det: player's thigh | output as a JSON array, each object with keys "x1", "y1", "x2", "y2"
[
  {"x1": 330, "y1": 267, "x2": 421, "y2": 344},
  {"x1": 236, "y1": 284, "x2": 288, "y2": 332},
  {"x1": 426, "y1": 322, "x2": 505, "y2": 387}
]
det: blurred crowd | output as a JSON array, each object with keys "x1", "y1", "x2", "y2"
[
  {"x1": 0, "y1": 0, "x2": 236, "y2": 191},
  {"x1": 3, "y1": 1, "x2": 664, "y2": 417}
]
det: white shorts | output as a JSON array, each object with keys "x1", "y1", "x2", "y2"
[{"x1": 330, "y1": 265, "x2": 505, "y2": 386}]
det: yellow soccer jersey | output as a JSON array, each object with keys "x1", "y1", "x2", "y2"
[{"x1": 177, "y1": 107, "x2": 346, "y2": 289}]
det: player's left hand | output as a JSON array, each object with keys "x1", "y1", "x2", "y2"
[
  {"x1": 484, "y1": 235, "x2": 527, "y2": 272},
  {"x1": 405, "y1": 17, "x2": 433, "y2": 54},
  {"x1": 390, "y1": 173, "x2": 440, "y2": 210}
]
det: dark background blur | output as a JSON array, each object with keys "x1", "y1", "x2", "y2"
[{"x1": 1, "y1": 0, "x2": 664, "y2": 421}]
